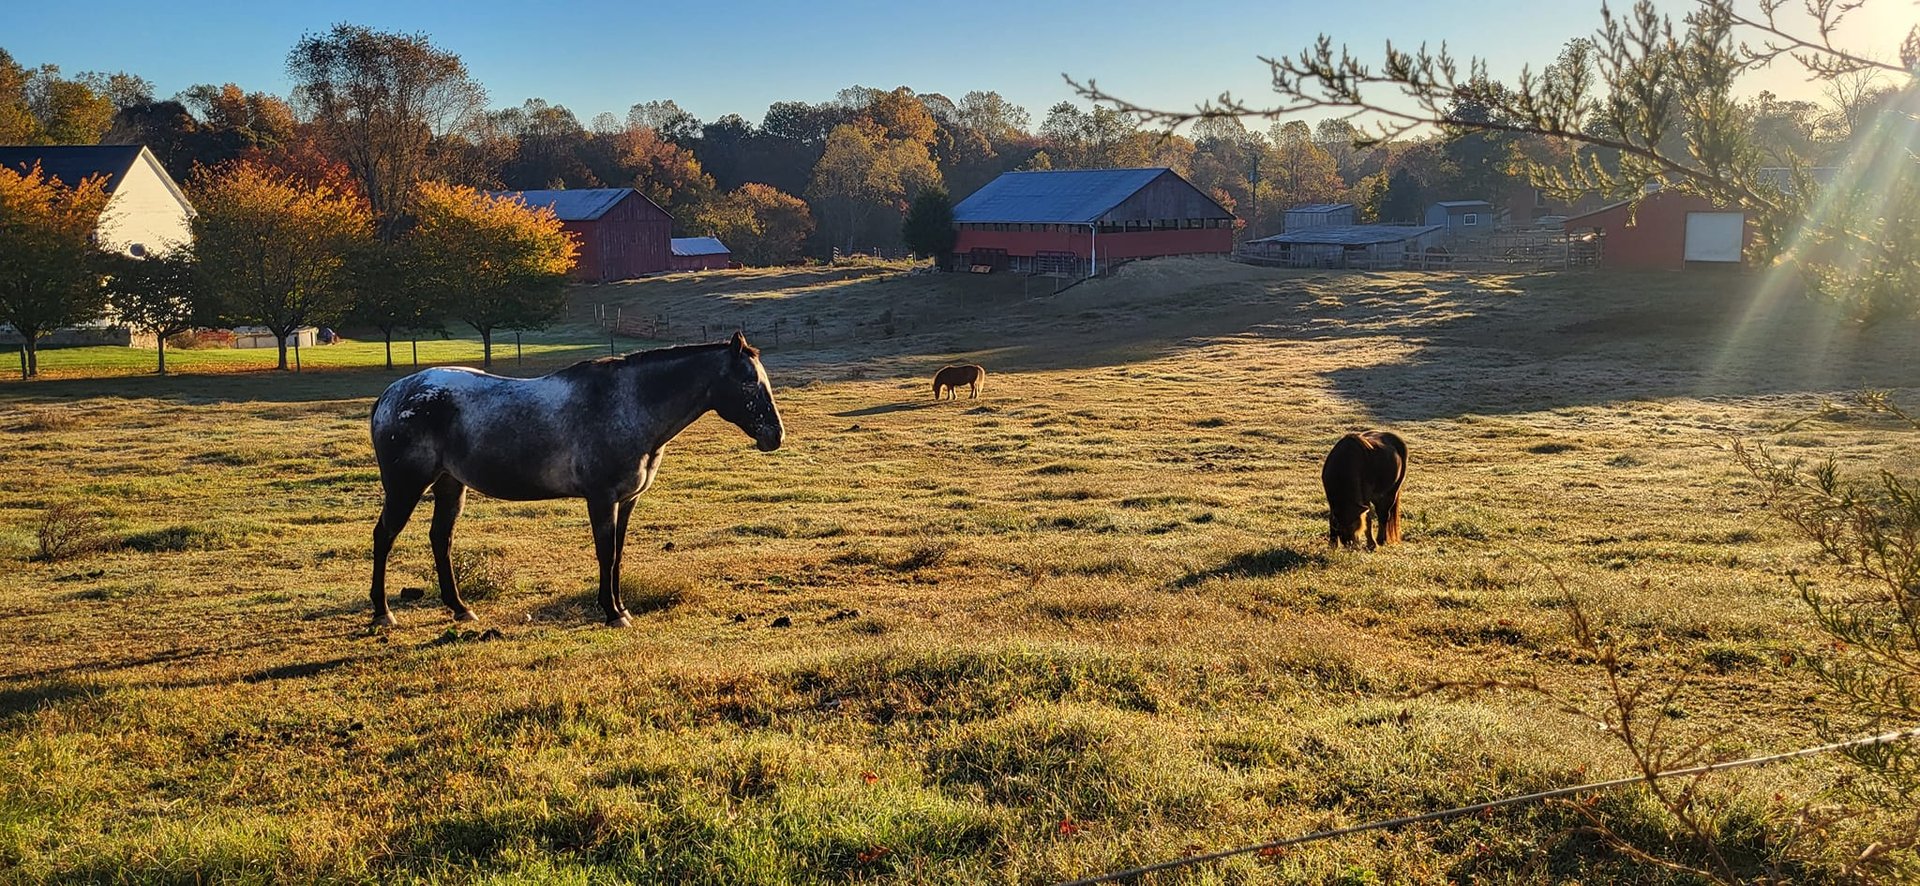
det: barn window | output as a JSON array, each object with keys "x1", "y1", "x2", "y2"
[{"x1": 1463, "y1": 213, "x2": 1479, "y2": 227}]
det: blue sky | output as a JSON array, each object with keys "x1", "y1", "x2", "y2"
[{"x1": 5, "y1": 1, "x2": 1897, "y2": 127}]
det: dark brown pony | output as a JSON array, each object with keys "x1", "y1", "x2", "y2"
[
  {"x1": 1320, "y1": 430, "x2": 1407, "y2": 550},
  {"x1": 933, "y1": 364, "x2": 985, "y2": 400}
]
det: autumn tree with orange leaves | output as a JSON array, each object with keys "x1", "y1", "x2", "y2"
[
  {"x1": 190, "y1": 161, "x2": 373, "y2": 371},
  {"x1": 405, "y1": 182, "x2": 575, "y2": 369},
  {"x1": 0, "y1": 164, "x2": 111, "y2": 378}
]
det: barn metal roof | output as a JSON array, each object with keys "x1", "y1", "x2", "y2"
[
  {"x1": 670, "y1": 236, "x2": 729, "y2": 256},
  {"x1": 489, "y1": 188, "x2": 634, "y2": 221},
  {"x1": 0, "y1": 144, "x2": 147, "y2": 192},
  {"x1": 1286, "y1": 202, "x2": 1354, "y2": 214},
  {"x1": 953, "y1": 168, "x2": 1227, "y2": 224},
  {"x1": 1248, "y1": 224, "x2": 1441, "y2": 246}
]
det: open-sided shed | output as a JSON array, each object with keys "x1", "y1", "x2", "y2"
[{"x1": 1241, "y1": 225, "x2": 1445, "y2": 269}]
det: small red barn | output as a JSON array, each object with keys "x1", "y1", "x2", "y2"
[
  {"x1": 951, "y1": 168, "x2": 1235, "y2": 275},
  {"x1": 669, "y1": 236, "x2": 732, "y2": 271},
  {"x1": 1561, "y1": 190, "x2": 1756, "y2": 270},
  {"x1": 492, "y1": 188, "x2": 671, "y2": 282}
]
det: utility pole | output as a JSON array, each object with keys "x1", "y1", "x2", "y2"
[{"x1": 1247, "y1": 150, "x2": 1263, "y2": 241}]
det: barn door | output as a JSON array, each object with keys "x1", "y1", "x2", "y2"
[{"x1": 1683, "y1": 212, "x2": 1744, "y2": 263}]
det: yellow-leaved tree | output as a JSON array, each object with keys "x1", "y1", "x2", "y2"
[
  {"x1": 0, "y1": 164, "x2": 111, "y2": 378},
  {"x1": 191, "y1": 160, "x2": 374, "y2": 371},
  {"x1": 406, "y1": 182, "x2": 576, "y2": 369}
]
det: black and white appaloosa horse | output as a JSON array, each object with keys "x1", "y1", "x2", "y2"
[
  {"x1": 368, "y1": 332, "x2": 783, "y2": 627},
  {"x1": 1320, "y1": 430, "x2": 1407, "y2": 550}
]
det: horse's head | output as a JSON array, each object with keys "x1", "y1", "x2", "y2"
[{"x1": 710, "y1": 332, "x2": 784, "y2": 452}]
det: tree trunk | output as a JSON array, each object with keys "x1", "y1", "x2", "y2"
[
  {"x1": 275, "y1": 337, "x2": 290, "y2": 371},
  {"x1": 156, "y1": 334, "x2": 167, "y2": 375},
  {"x1": 480, "y1": 328, "x2": 493, "y2": 370},
  {"x1": 22, "y1": 338, "x2": 38, "y2": 379},
  {"x1": 383, "y1": 330, "x2": 394, "y2": 370}
]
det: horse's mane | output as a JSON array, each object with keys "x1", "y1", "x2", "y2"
[{"x1": 557, "y1": 340, "x2": 755, "y2": 377}]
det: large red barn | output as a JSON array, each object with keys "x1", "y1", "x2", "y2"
[
  {"x1": 493, "y1": 188, "x2": 671, "y2": 282},
  {"x1": 1561, "y1": 190, "x2": 1756, "y2": 270},
  {"x1": 951, "y1": 168, "x2": 1235, "y2": 275}
]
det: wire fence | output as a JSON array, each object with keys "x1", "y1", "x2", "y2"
[{"x1": 1057, "y1": 725, "x2": 1920, "y2": 886}]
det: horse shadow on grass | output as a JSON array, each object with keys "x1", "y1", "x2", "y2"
[
  {"x1": 0, "y1": 678, "x2": 100, "y2": 718},
  {"x1": 831, "y1": 401, "x2": 939, "y2": 418},
  {"x1": 1167, "y1": 546, "x2": 1328, "y2": 590}
]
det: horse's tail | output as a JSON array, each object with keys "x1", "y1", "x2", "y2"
[{"x1": 1380, "y1": 431, "x2": 1407, "y2": 544}]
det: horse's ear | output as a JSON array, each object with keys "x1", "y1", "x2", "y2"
[{"x1": 730, "y1": 331, "x2": 749, "y2": 354}]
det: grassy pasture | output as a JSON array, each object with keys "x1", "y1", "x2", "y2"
[{"x1": 2, "y1": 258, "x2": 1916, "y2": 883}]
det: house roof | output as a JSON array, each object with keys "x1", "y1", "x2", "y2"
[
  {"x1": 1432, "y1": 200, "x2": 1492, "y2": 209},
  {"x1": 953, "y1": 168, "x2": 1230, "y2": 224},
  {"x1": 670, "y1": 236, "x2": 729, "y2": 256},
  {"x1": 1287, "y1": 202, "x2": 1354, "y2": 214},
  {"x1": 1248, "y1": 224, "x2": 1442, "y2": 246},
  {"x1": 489, "y1": 188, "x2": 637, "y2": 221},
  {"x1": 0, "y1": 144, "x2": 148, "y2": 192}
]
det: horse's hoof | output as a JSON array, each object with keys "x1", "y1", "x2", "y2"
[
  {"x1": 373, "y1": 612, "x2": 397, "y2": 627},
  {"x1": 607, "y1": 614, "x2": 633, "y2": 628},
  {"x1": 453, "y1": 609, "x2": 478, "y2": 623}
]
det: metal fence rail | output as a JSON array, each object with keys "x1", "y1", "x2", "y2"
[{"x1": 1058, "y1": 725, "x2": 1920, "y2": 886}]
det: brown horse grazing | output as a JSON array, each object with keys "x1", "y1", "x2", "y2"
[
  {"x1": 933, "y1": 364, "x2": 986, "y2": 400},
  {"x1": 1321, "y1": 430, "x2": 1407, "y2": 550}
]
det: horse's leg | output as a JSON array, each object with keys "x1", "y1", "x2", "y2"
[
  {"x1": 1362, "y1": 504, "x2": 1378, "y2": 552},
  {"x1": 610, "y1": 497, "x2": 637, "y2": 619},
  {"x1": 370, "y1": 479, "x2": 429, "y2": 626},
  {"x1": 428, "y1": 475, "x2": 476, "y2": 621},
  {"x1": 586, "y1": 495, "x2": 629, "y2": 627},
  {"x1": 969, "y1": 380, "x2": 978, "y2": 399}
]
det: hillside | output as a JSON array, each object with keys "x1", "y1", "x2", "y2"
[{"x1": 2, "y1": 258, "x2": 1917, "y2": 883}]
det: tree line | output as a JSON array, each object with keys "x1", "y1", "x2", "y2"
[
  {"x1": 13, "y1": 20, "x2": 1897, "y2": 266},
  {"x1": 0, "y1": 156, "x2": 574, "y2": 378}
]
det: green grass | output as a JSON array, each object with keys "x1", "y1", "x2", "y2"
[{"x1": 1, "y1": 259, "x2": 1915, "y2": 883}]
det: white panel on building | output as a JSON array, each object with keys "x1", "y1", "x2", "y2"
[{"x1": 1683, "y1": 212, "x2": 1744, "y2": 262}]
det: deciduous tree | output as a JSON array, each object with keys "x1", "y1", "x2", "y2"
[
  {"x1": 97, "y1": 251, "x2": 199, "y2": 375},
  {"x1": 288, "y1": 24, "x2": 486, "y2": 238},
  {"x1": 406, "y1": 182, "x2": 574, "y2": 369},
  {"x1": 0, "y1": 164, "x2": 110, "y2": 378},
  {"x1": 191, "y1": 161, "x2": 373, "y2": 371},
  {"x1": 22, "y1": 63, "x2": 114, "y2": 145},
  {"x1": 808, "y1": 120, "x2": 940, "y2": 253},
  {"x1": 697, "y1": 183, "x2": 814, "y2": 266}
]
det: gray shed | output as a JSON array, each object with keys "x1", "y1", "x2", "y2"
[
  {"x1": 1283, "y1": 203, "x2": 1356, "y2": 231},
  {"x1": 1424, "y1": 200, "x2": 1495, "y2": 234}
]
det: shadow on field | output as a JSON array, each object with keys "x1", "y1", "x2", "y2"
[
  {"x1": 0, "y1": 678, "x2": 98, "y2": 717},
  {"x1": 243, "y1": 656, "x2": 360, "y2": 683},
  {"x1": 832, "y1": 401, "x2": 939, "y2": 417},
  {"x1": 1167, "y1": 546, "x2": 1328, "y2": 590}
]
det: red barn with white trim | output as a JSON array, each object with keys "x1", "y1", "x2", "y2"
[
  {"x1": 951, "y1": 168, "x2": 1235, "y2": 275},
  {"x1": 1561, "y1": 190, "x2": 1756, "y2": 270}
]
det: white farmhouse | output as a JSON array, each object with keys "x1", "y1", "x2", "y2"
[
  {"x1": 0, "y1": 144, "x2": 194, "y2": 257},
  {"x1": 0, "y1": 145, "x2": 196, "y2": 347}
]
